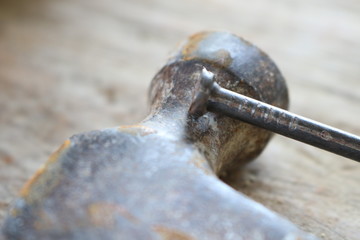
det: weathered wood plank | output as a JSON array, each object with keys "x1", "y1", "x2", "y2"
[{"x1": 0, "y1": 0, "x2": 359, "y2": 239}]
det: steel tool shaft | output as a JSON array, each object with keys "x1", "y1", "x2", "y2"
[{"x1": 191, "y1": 68, "x2": 360, "y2": 162}]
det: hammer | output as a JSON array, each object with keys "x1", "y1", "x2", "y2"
[{"x1": 3, "y1": 31, "x2": 319, "y2": 240}]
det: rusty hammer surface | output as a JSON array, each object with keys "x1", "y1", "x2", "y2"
[{"x1": 3, "y1": 31, "x2": 318, "y2": 240}]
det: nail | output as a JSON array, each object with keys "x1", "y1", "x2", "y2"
[{"x1": 189, "y1": 68, "x2": 360, "y2": 162}]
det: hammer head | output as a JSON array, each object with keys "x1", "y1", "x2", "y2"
[
  {"x1": 148, "y1": 31, "x2": 289, "y2": 175},
  {"x1": 3, "y1": 32, "x2": 318, "y2": 240}
]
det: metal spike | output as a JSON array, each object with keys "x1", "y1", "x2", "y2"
[{"x1": 190, "y1": 67, "x2": 360, "y2": 162}]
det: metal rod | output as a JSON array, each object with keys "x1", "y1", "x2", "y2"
[{"x1": 190, "y1": 68, "x2": 360, "y2": 162}]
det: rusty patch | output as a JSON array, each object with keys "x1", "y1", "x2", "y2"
[
  {"x1": 153, "y1": 225, "x2": 195, "y2": 240},
  {"x1": 87, "y1": 202, "x2": 138, "y2": 227},
  {"x1": 118, "y1": 125, "x2": 157, "y2": 136},
  {"x1": 19, "y1": 139, "x2": 71, "y2": 197},
  {"x1": 1, "y1": 154, "x2": 13, "y2": 164},
  {"x1": 19, "y1": 166, "x2": 46, "y2": 197},
  {"x1": 48, "y1": 139, "x2": 71, "y2": 164},
  {"x1": 181, "y1": 32, "x2": 210, "y2": 60}
]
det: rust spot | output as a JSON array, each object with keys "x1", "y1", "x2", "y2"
[
  {"x1": 181, "y1": 33, "x2": 233, "y2": 67},
  {"x1": 87, "y1": 202, "x2": 138, "y2": 227},
  {"x1": 48, "y1": 139, "x2": 71, "y2": 164},
  {"x1": 153, "y1": 225, "x2": 195, "y2": 240},
  {"x1": 182, "y1": 32, "x2": 210, "y2": 60},
  {"x1": 19, "y1": 139, "x2": 71, "y2": 197},
  {"x1": 118, "y1": 125, "x2": 157, "y2": 136},
  {"x1": 20, "y1": 166, "x2": 46, "y2": 197},
  {"x1": 1, "y1": 155, "x2": 13, "y2": 164}
]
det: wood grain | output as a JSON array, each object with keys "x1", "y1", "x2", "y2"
[{"x1": 0, "y1": 0, "x2": 359, "y2": 239}]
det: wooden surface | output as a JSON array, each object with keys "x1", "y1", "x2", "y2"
[{"x1": 0, "y1": 0, "x2": 359, "y2": 239}]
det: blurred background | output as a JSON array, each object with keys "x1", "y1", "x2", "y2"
[{"x1": 0, "y1": 0, "x2": 359, "y2": 239}]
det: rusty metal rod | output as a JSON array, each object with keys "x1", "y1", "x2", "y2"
[{"x1": 193, "y1": 68, "x2": 360, "y2": 162}]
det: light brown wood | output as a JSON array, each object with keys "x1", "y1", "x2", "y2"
[{"x1": 0, "y1": 0, "x2": 359, "y2": 239}]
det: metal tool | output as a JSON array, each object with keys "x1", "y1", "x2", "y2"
[
  {"x1": 3, "y1": 31, "x2": 320, "y2": 240},
  {"x1": 190, "y1": 68, "x2": 360, "y2": 162}
]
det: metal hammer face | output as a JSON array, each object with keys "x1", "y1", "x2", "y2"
[
  {"x1": 3, "y1": 32, "x2": 318, "y2": 240},
  {"x1": 148, "y1": 31, "x2": 289, "y2": 175}
]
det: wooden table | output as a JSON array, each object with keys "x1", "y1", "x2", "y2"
[{"x1": 0, "y1": 0, "x2": 359, "y2": 239}]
